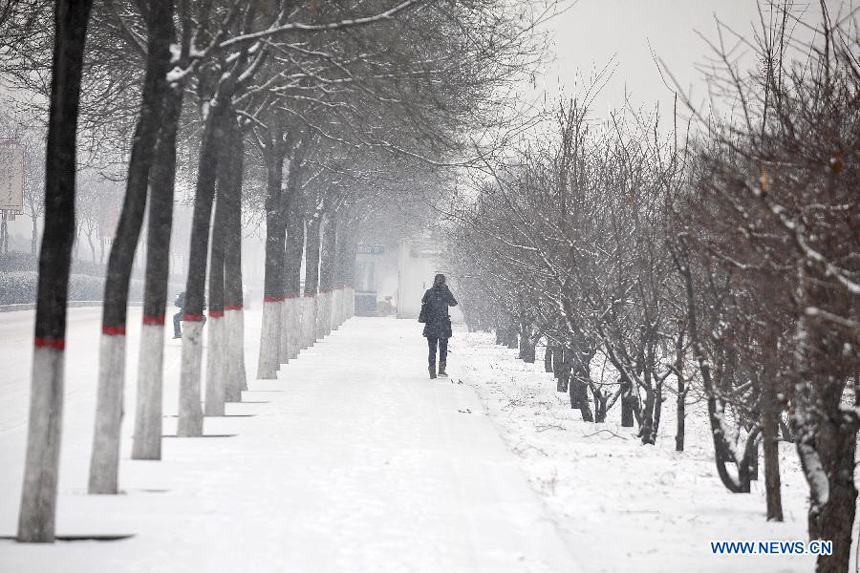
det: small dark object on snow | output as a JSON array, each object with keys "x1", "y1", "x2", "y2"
[{"x1": 457, "y1": 408, "x2": 472, "y2": 414}]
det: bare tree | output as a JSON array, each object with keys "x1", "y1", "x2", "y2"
[{"x1": 16, "y1": 0, "x2": 94, "y2": 542}]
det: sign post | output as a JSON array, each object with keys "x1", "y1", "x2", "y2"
[{"x1": 0, "y1": 141, "x2": 25, "y2": 215}]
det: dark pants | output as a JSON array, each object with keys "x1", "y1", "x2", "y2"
[
  {"x1": 428, "y1": 337, "x2": 448, "y2": 367},
  {"x1": 173, "y1": 311, "x2": 182, "y2": 337}
]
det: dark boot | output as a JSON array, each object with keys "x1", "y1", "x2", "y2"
[
  {"x1": 438, "y1": 361, "x2": 447, "y2": 377},
  {"x1": 429, "y1": 364, "x2": 437, "y2": 379}
]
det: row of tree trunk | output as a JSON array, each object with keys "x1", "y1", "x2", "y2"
[{"x1": 17, "y1": 0, "x2": 359, "y2": 540}]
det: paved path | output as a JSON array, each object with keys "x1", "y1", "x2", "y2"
[{"x1": 0, "y1": 312, "x2": 577, "y2": 572}]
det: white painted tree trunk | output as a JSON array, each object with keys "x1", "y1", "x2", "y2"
[
  {"x1": 279, "y1": 297, "x2": 290, "y2": 365},
  {"x1": 314, "y1": 293, "x2": 322, "y2": 340},
  {"x1": 289, "y1": 297, "x2": 303, "y2": 359},
  {"x1": 315, "y1": 292, "x2": 326, "y2": 340},
  {"x1": 132, "y1": 322, "x2": 164, "y2": 460},
  {"x1": 332, "y1": 288, "x2": 342, "y2": 330},
  {"x1": 282, "y1": 297, "x2": 293, "y2": 360},
  {"x1": 177, "y1": 320, "x2": 204, "y2": 436},
  {"x1": 205, "y1": 315, "x2": 226, "y2": 416},
  {"x1": 224, "y1": 309, "x2": 245, "y2": 401},
  {"x1": 89, "y1": 333, "x2": 126, "y2": 494},
  {"x1": 285, "y1": 296, "x2": 301, "y2": 359},
  {"x1": 18, "y1": 345, "x2": 64, "y2": 542},
  {"x1": 324, "y1": 291, "x2": 332, "y2": 336},
  {"x1": 236, "y1": 308, "x2": 248, "y2": 392},
  {"x1": 257, "y1": 300, "x2": 280, "y2": 379},
  {"x1": 305, "y1": 296, "x2": 317, "y2": 347},
  {"x1": 301, "y1": 297, "x2": 313, "y2": 349}
]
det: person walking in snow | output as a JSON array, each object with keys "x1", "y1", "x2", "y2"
[{"x1": 419, "y1": 273, "x2": 458, "y2": 379}]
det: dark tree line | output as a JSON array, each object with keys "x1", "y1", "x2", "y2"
[{"x1": 446, "y1": 6, "x2": 859, "y2": 572}]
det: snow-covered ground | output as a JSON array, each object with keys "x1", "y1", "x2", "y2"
[
  {"x1": 454, "y1": 330, "x2": 860, "y2": 573},
  {"x1": 0, "y1": 310, "x2": 577, "y2": 572}
]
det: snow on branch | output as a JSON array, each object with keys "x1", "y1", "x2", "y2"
[{"x1": 219, "y1": 0, "x2": 427, "y2": 49}]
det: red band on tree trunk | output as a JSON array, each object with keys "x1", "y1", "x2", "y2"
[
  {"x1": 224, "y1": 305, "x2": 243, "y2": 311},
  {"x1": 34, "y1": 337, "x2": 65, "y2": 350},
  {"x1": 209, "y1": 310, "x2": 224, "y2": 318},
  {"x1": 142, "y1": 316, "x2": 165, "y2": 325},
  {"x1": 183, "y1": 314, "x2": 205, "y2": 322},
  {"x1": 102, "y1": 325, "x2": 126, "y2": 336},
  {"x1": 284, "y1": 293, "x2": 300, "y2": 298},
  {"x1": 263, "y1": 296, "x2": 283, "y2": 303}
]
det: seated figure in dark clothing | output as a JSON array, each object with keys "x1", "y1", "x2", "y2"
[
  {"x1": 420, "y1": 273, "x2": 458, "y2": 379},
  {"x1": 173, "y1": 291, "x2": 185, "y2": 339}
]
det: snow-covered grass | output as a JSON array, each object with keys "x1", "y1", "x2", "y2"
[{"x1": 455, "y1": 331, "x2": 859, "y2": 573}]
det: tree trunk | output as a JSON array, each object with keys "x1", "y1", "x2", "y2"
[
  {"x1": 204, "y1": 117, "x2": 230, "y2": 418},
  {"x1": 304, "y1": 216, "x2": 321, "y2": 345},
  {"x1": 339, "y1": 224, "x2": 358, "y2": 325},
  {"x1": 282, "y1": 141, "x2": 306, "y2": 361},
  {"x1": 640, "y1": 385, "x2": 656, "y2": 445},
  {"x1": 30, "y1": 215, "x2": 38, "y2": 254},
  {"x1": 761, "y1": 372, "x2": 783, "y2": 520},
  {"x1": 796, "y1": 376, "x2": 858, "y2": 573},
  {"x1": 284, "y1": 168, "x2": 304, "y2": 358},
  {"x1": 87, "y1": 230, "x2": 96, "y2": 262},
  {"x1": 552, "y1": 345, "x2": 566, "y2": 392},
  {"x1": 178, "y1": 100, "x2": 228, "y2": 437},
  {"x1": 89, "y1": 0, "x2": 172, "y2": 495},
  {"x1": 18, "y1": 0, "x2": 93, "y2": 543},
  {"x1": 675, "y1": 359, "x2": 685, "y2": 452},
  {"x1": 132, "y1": 29, "x2": 183, "y2": 460},
  {"x1": 544, "y1": 343, "x2": 552, "y2": 373},
  {"x1": 567, "y1": 353, "x2": 594, "y2": 422},
  {"x1": 592, "y1": 386, "x2": 608, "y2": 423},
  {"x1": 810, "y1": 426, "x2": 857, "y2": 573},
  {"x1": 620, "y1": 374, "x2": 635, "y2": 428},
  {"x1": 256, "y1": 128, "x2": 286, "y2": 380},
  {"x1": 222, "y1": 115, "x2": 246, "y2": 401},
  {"x1": 318, "y1": 214, "x2": 337, "y2": 339},
  {"x1": 506, "y1": 322, "x2": 518, "y2": 349},
  {"x1": 330, "y1": 216, "x2": 345, "y2": 331},
  {"x1": 653, "y1": 379, "x2": 664, "y2": 441},
  {"x1": 519, "y1": 329, "x2": 536, "y2": 363}
]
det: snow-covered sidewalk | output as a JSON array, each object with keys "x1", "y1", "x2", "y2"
[{"x1": 0, "y1": 312, "x2": 577, "y2": 572}]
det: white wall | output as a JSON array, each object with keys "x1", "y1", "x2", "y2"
[{"x1": 397, "y1": 239, "x2": 440, "y2": 319}]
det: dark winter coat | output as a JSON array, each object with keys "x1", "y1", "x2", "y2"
[{"x1": 420, "y1": 285, "x2": 458, "y2": 339}]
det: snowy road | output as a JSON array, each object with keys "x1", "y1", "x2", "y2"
[{"x1": 0, "y1": 310, "x2": 577, "y2": 572}]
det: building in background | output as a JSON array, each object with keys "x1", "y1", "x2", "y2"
[{"x1": 354, "y1": 242, "x2": 398, "y2": 316}]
